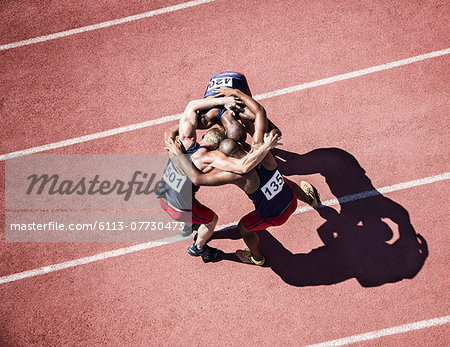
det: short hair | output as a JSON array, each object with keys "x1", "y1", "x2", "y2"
[
  {"x1": 226, "y1": 123, "x2": 247, "y2": 144},
  {"x1": 203, "y1": 128, "x2": 226, "y2": 150},
  {"x1": 219, "y1": 138, "x2": 240, "y2": 157}
]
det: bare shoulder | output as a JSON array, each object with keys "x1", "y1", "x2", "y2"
[
  {"x1": 198, "y1": 149, "x2": 223, "y2": 163},
  {"x1": 242, "y1": 169, "x2": 261, "y2": 194},
  {"x1": 262, "y1": 151, "x2": 278, "y2": 170},
  {"x1": 191, "y1": 148, "x2": 211, "y2": 171}
]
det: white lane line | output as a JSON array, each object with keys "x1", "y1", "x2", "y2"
[
  {"x1": 1, "y1": 47, "x2": 449, "y2": 161},
  {"x1": 0, "y1": 234, "x2": 185, "y2": 285},
  {"x1": 306, "y1": 315, "x2": 450, "y2": 346},
  {"x1": 0, "y1": 0, "x2": 217, "y2": 51},
  {"x1": 293, "y1": 172, "x2": 450, "y2": 214},
  {"x1": 0, "y1": 114, "x2": 182, "y2": 161},
  {"x1": 254, "y1": 48, "x2": 450, "y2": 100},
  {"x1": 1, "y1": 172, "x2": 448, "y2": 285}
]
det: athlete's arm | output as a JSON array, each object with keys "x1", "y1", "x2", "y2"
[
  {"x1": 166, "y1": 139, "x2": 242, "y2": 186},
  {"x1": 192, "y1": 169, "x2": 242, "y2": 187},
  {"x1": 164, "y1": 124, "x2": 179, "y2": 142},
  {"x1": 201, "y1": 132, "x2": 280, "y2": 174},
  {"x1": 215, "y1": 88, "x2": 280, "y2": 146},
  {"x1": 233, "y1": 89, "x2": 267, "y2": 146},
  {"x1": 267, "y1": 119, "x2": 282, "y2": 139},
  {"x1": 179, "y1": 97, "x2": 244, "y2": 141},
  {"x1": 239, "y1": 109, "x2": 282, "y2": 142}
]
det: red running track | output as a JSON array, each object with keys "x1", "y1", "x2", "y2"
[{"x1": 1, "y1": 0, "x2": 449, "y2": 345}]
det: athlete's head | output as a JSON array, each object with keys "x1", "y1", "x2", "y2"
[
  {"x1": 218, "y1": 138, "x2": 246, "y2": 159},
  {"x1": 202, "y1": 128, "x2": 226, "y2": 151},
  {"x1": 225, "y1": 123, "x2": 247, "y2": 144}
]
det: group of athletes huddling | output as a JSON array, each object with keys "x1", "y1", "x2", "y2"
[{"x1": 156, "y1": 72, "x2": 319, "y2": 265}]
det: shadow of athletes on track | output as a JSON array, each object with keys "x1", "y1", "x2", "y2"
[{"x1": 212, "y1": 147, "x2": 428, "y2": 287}]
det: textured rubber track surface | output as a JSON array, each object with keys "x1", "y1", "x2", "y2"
[{"x1": 1, "y1": 0, "x2": 449, "y2": 345}]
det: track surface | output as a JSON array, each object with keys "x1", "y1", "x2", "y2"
[{"x1": 1, "y1": 0, "x2": 449, "y2": 345}]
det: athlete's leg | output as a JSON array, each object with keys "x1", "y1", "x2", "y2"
[
  {"x1": 195, "y1": 212, "x2": 218, "y2": 249},
  {"x1": 238, "y1": 219, "x2": 264, "y2": 260},
  {"x1": 188, "y1": 201, "x2": 222, "y2": 261},
  {"x1": 287, "y1": 179, "x2": 319, "y2": 207},
  {"x1": 287, "y1": 178, "x2": 311, "y2": 204}
]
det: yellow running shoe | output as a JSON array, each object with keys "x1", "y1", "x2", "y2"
[
  {"x1": 300, "y1": 181, "x2": 319, "y2": 208},
  {"x1": 235, "y1": 249, "x2": 265, "y2": 266}
]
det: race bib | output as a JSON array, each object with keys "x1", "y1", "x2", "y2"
[
  {"x1": 206, "y1": 77, "x2": 233, "y2": 91},
  {"x1": 261, "y1": 170, "x2": 285, "y2": 200},
  {"x1": 162, "y1": 161, "x2": 187, "y2": 193}
]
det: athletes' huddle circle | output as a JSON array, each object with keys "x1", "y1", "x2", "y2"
[{"x1": 157, "y1": 72, "x2": 318, "y2": 265}]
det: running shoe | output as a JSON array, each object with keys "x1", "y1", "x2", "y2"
[
  {"x1": 187, "y1": 243, "x2": 223, "y2": 262},
  {"x1": 235, "y1": 249, "x2": 265, "y2": 266},
  {"x1": 300, "y1": 181, "x2": 320, "y2": 208}
]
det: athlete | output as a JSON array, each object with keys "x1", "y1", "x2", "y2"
[
  {"x1": 159, "y1": 88, "x2": 284, "y2": 262},
  {"x1": 158, "y1": 88, "x2": 280, "y2": 261},
  {"x1": 165, "y1": 72, "x2": 281, "y2": 146},
  {"x1": 158, "y1": 111, "x2": 280, "y2": 262},
  {"x1": 166, "y1": 136, "x2": 319, "y2": 265},
  {"x1": 200, "y1": 71, "x2": 253, "y2": 143},
  {"x1": 203, "y1": 72, "x2": 252, "y2": 121},
  {"x1": 156, "y1": 128, "x2": 225, "y2": 261}
]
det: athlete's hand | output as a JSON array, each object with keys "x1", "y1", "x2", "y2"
[
  {"x1": 222, "y1": 96, "x2": 245, "y2": 116},
  {"x1": 263, "y1": 132, "x2": 282, "y2": 149},
  {"x1": 214, "y1": 87, "x2": 240, "y2": 97},
  {"x1": 165, "y1": 138, "x2": 184, "y2": 155}
]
